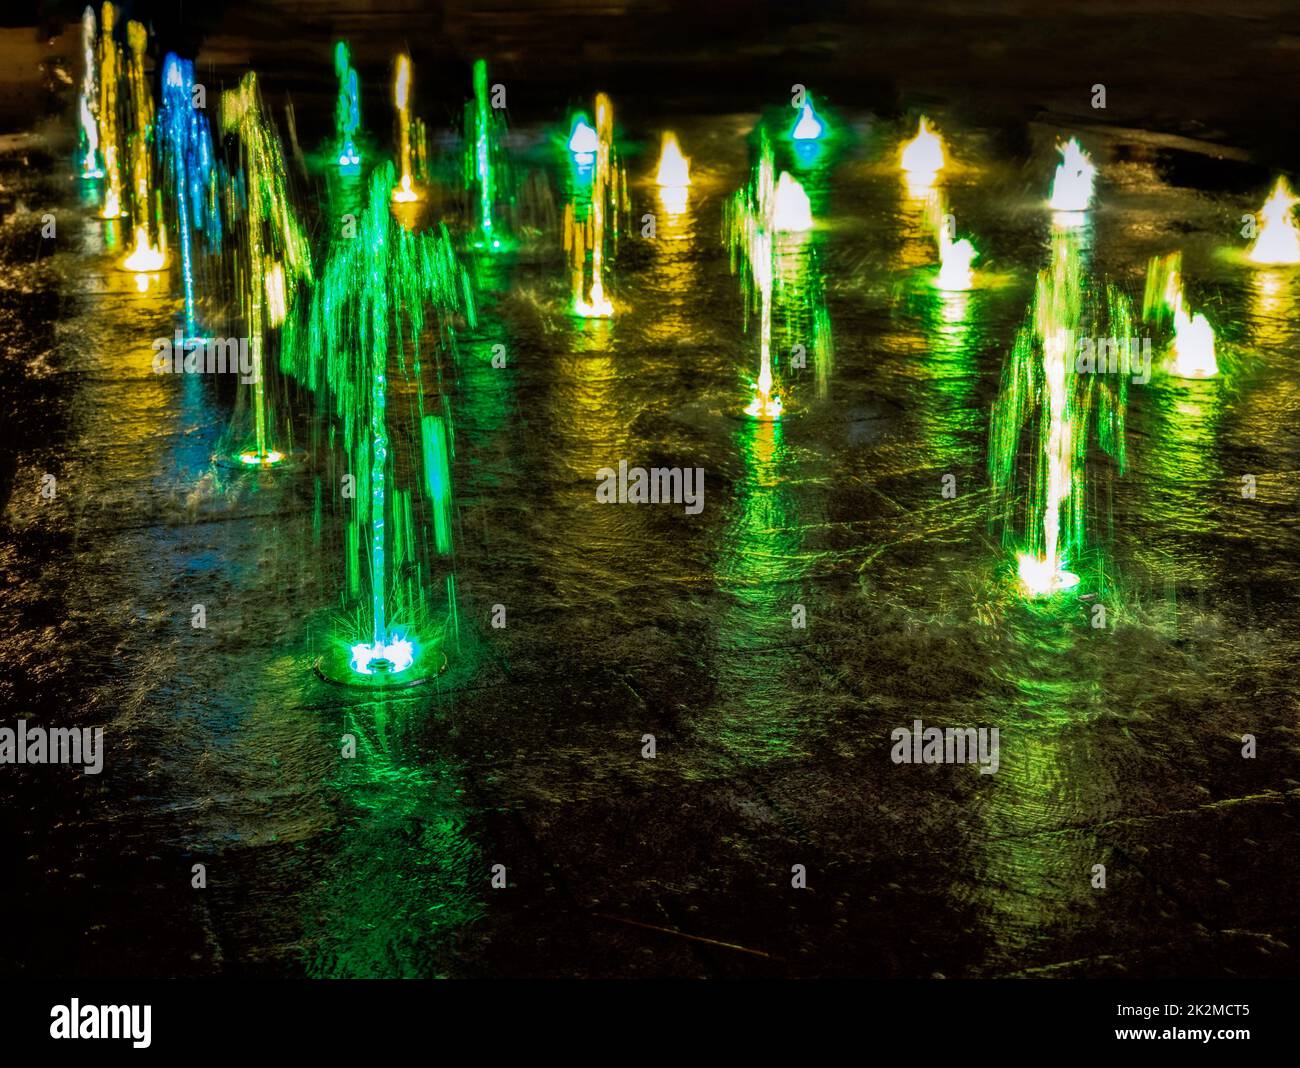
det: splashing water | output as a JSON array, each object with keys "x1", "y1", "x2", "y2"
[
  {"x1": 564, "y1": 93, "x2": 623, "y2": 317},
  {"x1": 567, "y1": 115, "x2": 598, "y2": 161},
  {"x1": 791, "y1": 101, "x2": 825, "y2": 141},
  {"x1": 221, "y1": 71, "x2": 312, "y2": 465},
  {"x1": 282, "y1": 162, "x2": 475, "y2": 679},
  {"x1": 936, "y1": 230, "x2": 977, "y2": 291},
  {"x1": 655, "y1": 131, "x2": 690, "y2": 214},
  {"x1": 97, "y1": 3, "x2": 123, "y2": 218},
  {"x1": 392, "y1": 54, "x2": 419, "y2": 202},
  {"x1": 1171, "y1": 304, "x2": 1217, "y2": 379},
  {"x1": 989, "y1": 230, "x2": 1131, "y2": 596},
  {"x1": 334, "y1": 42, "x2": 362, "y2": 170},
  {"x1": 772, "y1": 172, "x2": 813, "y2": 232},
  {"x1": 655, "y1": 131, "x2": 690, "y2": 188},
  {"x1": 901, "y1": 116, "x2": 946, "y2": 178},
  {"x1": 1048, "y1": 138, "x2": 1096, "y2": 213},
  {"x1": 1247, "y1": 177, "x2": 1300, "y2": 265},
  {"x1": 78, "y1": 8, "x2": 102, "y2": 178}
]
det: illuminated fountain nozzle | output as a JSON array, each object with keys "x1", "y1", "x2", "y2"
[
  {"x1": 1048, "y1": 138, "x2": 1096, "y2": 213},
  {"x1": 746, "y1": 306, "x2": 784, "y2": 420},
  {"x1": 392, "y1": 174, "x2": 419, "y2": 203},
  {"x1": 1247, "y1": 177, "x2": 1300, "y2": 265},
  {"x1": 1017, "y1": 553, "x2": 1080, "y2": 597},
  {"x1": 745, "y1": 383, "x2": 783, "y2": 421},
  {"x1": 573, "y1": 282, "x2": 614, "y2": 319},
  {"x1": 901, "y1": 116, "x2": 946, "y2": 180},
  {"x1": 350, "y1": 637, "x2": 415, "y2": 677},
  {"x1": 238, "y1": 448, "x2": 285, "y2": 467},
  {"x1": 119, "y1": 225, "x2": 165, "y2": 272}
]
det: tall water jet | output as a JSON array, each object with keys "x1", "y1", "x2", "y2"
[
  {"x1": 1048, "y1": 138, "x2": 1096, "y2": 213},
  {"x1": 900, "y1": 116, "x2": 946, "y2": 185},
  {"x1": 391, "y1": 54, "x2": 419, "y2": 203},
  {"x1": 160, "y1": 54, "x2": 221, "y2": 338},
  {"x1": 1247, "y1": 177, "x2": 1300, "y2": 265},
  {"x1": 725, "y1": 132, "x2": 825, "y2": 419},
  {"x1": 221, "y1": 71, "x2": 312, "y2": 466},
  {"x1": 283, "y1": 162, "x2": 475, "y2": 683},
  {"x1": 463, "y1": 59, "x2": 510, "y2": 249},
  {"x1": 77, "y1": 7, "x2": 103, "y2": 179},
  {"x1": 119, "y1": 20, "x2": 165, "y2": 272},
  {"x1": 989, "y1": 230, "x2": 1131, "y2": 596},
  {"x1": 333, "y1": 42, "x2": 362, "y2": 171},
  {"x1": 97, "y1": 2, "x2": 124, "y2": 218},
  {"x1": 564, "y1": 93, "x2": 623, "y2": 317}
]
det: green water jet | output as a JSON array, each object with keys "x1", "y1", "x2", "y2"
[
  {"x1": 284, "y1": 162, "x2": 475, "y2": 681},
  {"x1": 989, "y1": 229, "x2": 1131, "y2": 597}
]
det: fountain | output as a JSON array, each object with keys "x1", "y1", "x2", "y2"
[
  {"x1": 96, "y1": 2, "x2": 124, "y2": 219},
  {"x1": 655, "y1": 132, "x2": 690, "y2": 189},
  {"x1": 989, "y1": 229, "x2": 1131, "y2": 597},
  {"x1": 391, "y1": 54, "x2": 419, "y2": 203},
  {"x1": 791, "y1": 100, "x2": 825, "y2": 141},
  {"x1": 1048, "y1": 138, "x2": 1096, "y2": 213},
  {"x1": 564, "y1": 93, "x2": 623, "y2": 317},
  {"x1": 283, "y1": 162, "x2": 475, "y2": 683},
  {"x1": 900, "y1": 116, "x2": 946, "y2": 178},
  {"x1": 463, "y1": 59, "x2": 511, "y2": 249},
  {"x1": 160, "y1": 54, "x2": 222, "y2": 338},
  {"x1": 567, "y1": 114, "x2": 598, "y2": 162},
  {"x1": 333, "y1": 42, "x2": 362, "y2": 171},
  {"x1": 1247, "y1": 177, "x2": 1300, "y2": 265},
  {"x1": 726, "y1": 131, "x2": 824, "y2": 420},
  {"x1": 654, "y1": 131, "x2": 690, "y2": 215},
  {"x1": 118, "y1": 20, "x2": 166, "y2": 273},
  {"x1": 935, "y1": 229, "x2": 977, "y2": 292},
  {"x1": 772, "y1": 172, "x2": 813, "y2": 232},
  {"x1": 1143, "y1": 252, "x2": 1217, "y2": 379},
  {"x1": 77, "y1": 8, "x2": 102, "y2": 179},
  {"x1": 221, "y1": 71, "x2": 313, "y2": 467}
]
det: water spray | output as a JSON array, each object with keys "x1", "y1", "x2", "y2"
[
  {"x1": 392, "y1": 54, "x2": 419, "y2": 203},
  {"x1": 334, "y1": 42, "x2": 362, "y2": 171},
  {"x1": 221, "y1": 71, "x2": 313, "y2": 466}
]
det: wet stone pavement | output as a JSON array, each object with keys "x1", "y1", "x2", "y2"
[{"x1": 1, "y1": 34, "x2": 1299, "y2": 978}]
